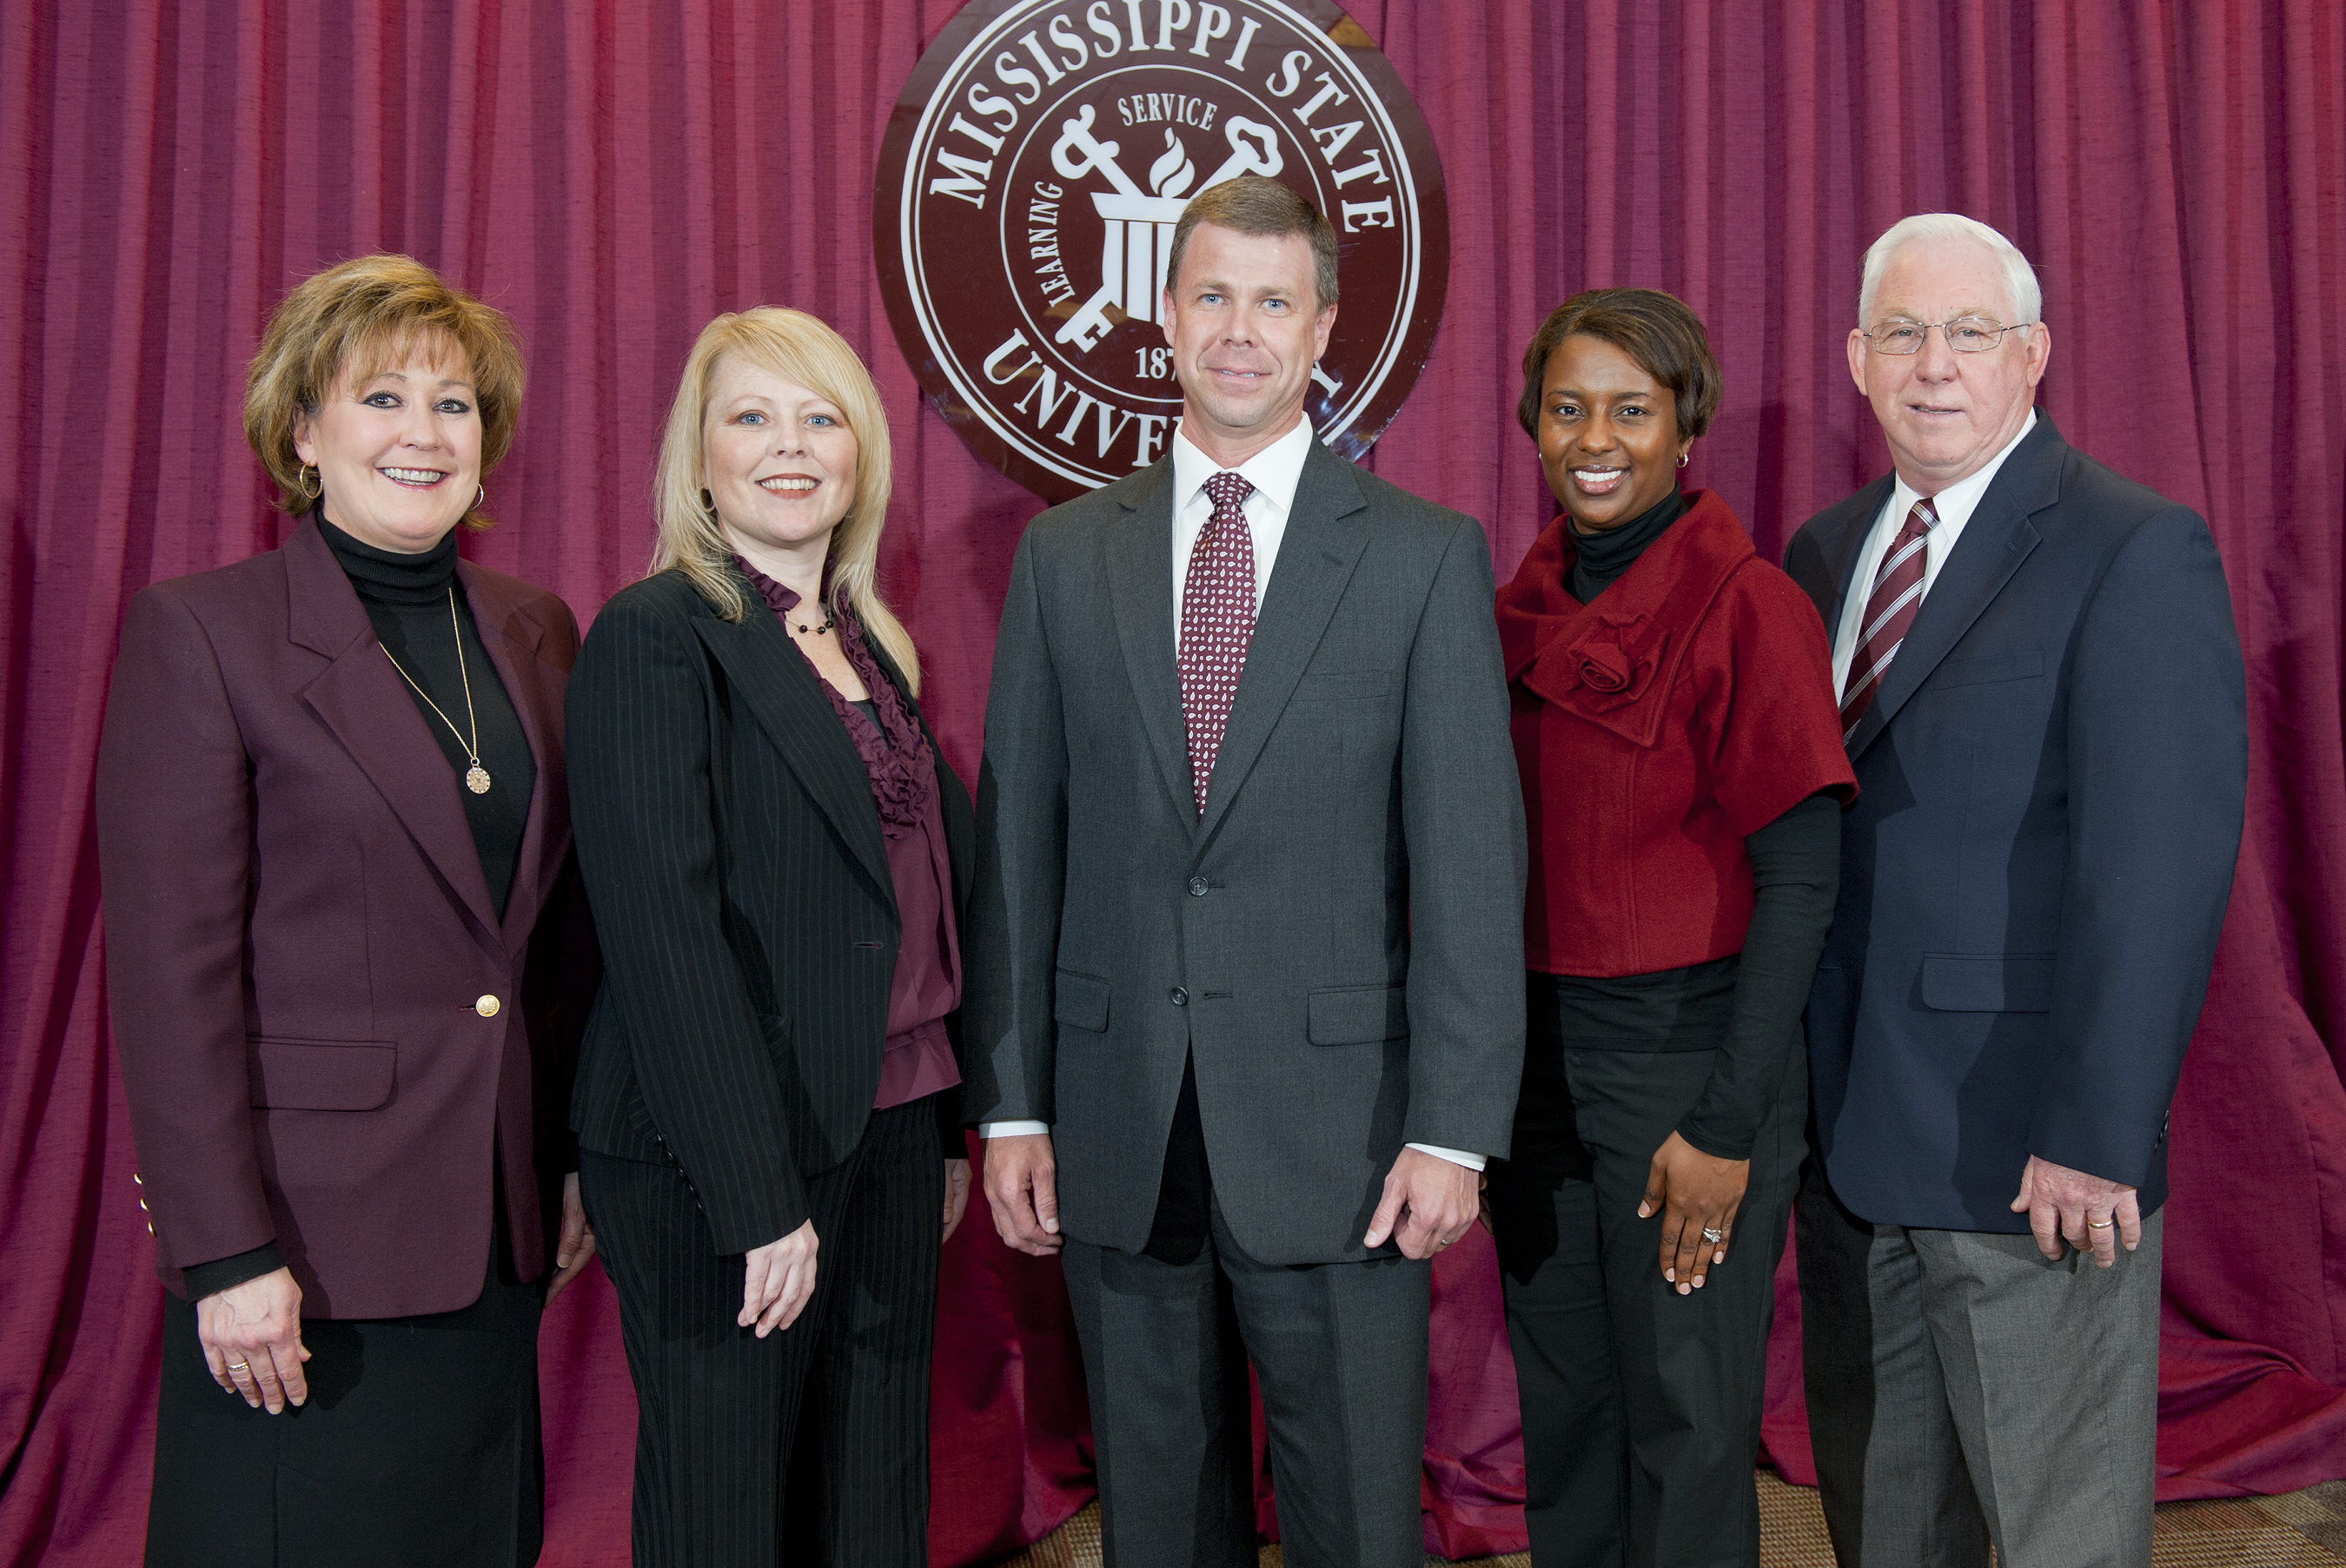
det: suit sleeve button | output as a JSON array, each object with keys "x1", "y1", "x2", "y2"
[
  {"x1": 475, "y1": 995, "x2": 501, "y2": 1017},
  {"x1": 1187, "y1": 877, "x2": 1209, "y2": 896},
  {"x1": 1169, "y1": 987, "x2": 1189, "y2": 1006}
]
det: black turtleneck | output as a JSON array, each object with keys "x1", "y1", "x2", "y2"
[
  {"x1": 1569, "y1": 488, "x2": 1687, "y2": 604},
  {"x1": 317, "y1": 509, "x2": 535, "y2": 916}
]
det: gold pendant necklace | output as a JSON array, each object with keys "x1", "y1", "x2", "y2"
[{"x1": 381, "y1": 586, "x2": 492, "y2": 794}]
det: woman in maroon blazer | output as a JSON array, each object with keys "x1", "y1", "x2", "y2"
[
  {"x1": 1487, "y1": 289, "x2": 1856, "y2": 1568},
  {"x1": 96, "y1": 255, "x2": 595, "y2": 1567}
]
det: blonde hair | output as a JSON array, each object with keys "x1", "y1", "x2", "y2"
[
  {"x1": 651, "y1": 308, "x2": 918, "y2": 692},
  {"x1": 243, "y1": 255, "x2": 525, "y2": 529}
]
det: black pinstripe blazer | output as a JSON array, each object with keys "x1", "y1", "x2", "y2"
[{"x1": 566, "y1": 566, "x2": 974, "y2": 1254}]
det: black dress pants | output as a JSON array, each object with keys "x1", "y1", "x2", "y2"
[
  {"x1": 1488, "y1": 1011, "x2": 1806, "y2": 1568},
  {"x1": 145, "y1": 1210, "x2": 544, "y2": 1568},
  {"x1": 580, "y1": 1095, "x2": 943, "y2": 1568}
]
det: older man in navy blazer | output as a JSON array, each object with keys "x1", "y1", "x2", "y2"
[{"x1": 1784, "y1": 214, "x2": 2245, "y2": 1568}]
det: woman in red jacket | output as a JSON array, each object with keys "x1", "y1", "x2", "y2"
[{"x1": 1489, "y1": 288, "x2": 1854, "y2": 1568}]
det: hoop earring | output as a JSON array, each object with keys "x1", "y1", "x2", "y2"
[
  {"x1": 1676, "y1": 451, "x2": 1690, "y2": 469},
  {"x1": 474, "y1": 484, "x2": 486, "y2": 510},
  {"x1": 300, "y1": 464, "x2": 321, "y2": 500}
]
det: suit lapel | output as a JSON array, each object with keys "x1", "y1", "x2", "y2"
[
  {"x1": 1805, "y1": 476, "x2": 1893, "y2": 633},
  {"x1": 459, "y1": 561, "x2": 564, "y2": 943},
  {"x1": 286, "y1": 521, "x2": 502, "y2": 942},
  {"x1": 1197, "y1": 442, "x2": 1369, "y2": 843},
  {"x1": 1846, "y1": 418, "x2": 2061, "y2": 760},
  {"x1": 1103, "y1": 461, "x2": 1200, "y2": 830},
  {"x1": 692, "y1": 588, "x2": 893, "y2": 908}
]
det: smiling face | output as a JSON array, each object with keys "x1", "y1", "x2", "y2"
[
  {"x1": 700, "y1": 354, "x2": 860, "y2": 574},
  {"x1": 1848, "y1": 237, "x2": 2051, "y2": 493},
  {"x1": 1162, "y1": 222, "x2": 1336, "y2": 466},
  {"x1": 292, "y1": 340, "x2": 482, "y2": 553},
  {"x1": 1537, "y1": 334, "x2": 1690, "y2": 533}
]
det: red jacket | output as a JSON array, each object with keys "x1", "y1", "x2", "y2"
[
  {"x1": 1495, "y1": 491, "x2": 1854, "y2": 978},
  {"x1": 96, "y1": 520, "x2": 593, "y2": 1316}
]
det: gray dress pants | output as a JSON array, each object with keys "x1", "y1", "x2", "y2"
[
  {"x1": 1059, "y1": 1187, "x2": 1431, "y2": 1568},
  {"x1": 1796, "y1": 1175, "x2": 2164, "y2": 1568}
]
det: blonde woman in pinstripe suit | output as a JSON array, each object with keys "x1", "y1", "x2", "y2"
[{"x1": 567, "y1": 308, "x2": 973, "y2": 1566}]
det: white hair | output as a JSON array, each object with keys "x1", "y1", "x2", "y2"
[{"x1": 1858, "y1": 213, "x2": 2043, "y2": 327}]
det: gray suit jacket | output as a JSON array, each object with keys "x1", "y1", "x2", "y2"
[{"x1": 964, "y1": 440, "x2": 1528, "y2": 1265}]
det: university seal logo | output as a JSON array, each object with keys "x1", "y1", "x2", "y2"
[{"x1": 875, "y1": 0, "x2": 1449, "y2": 502}]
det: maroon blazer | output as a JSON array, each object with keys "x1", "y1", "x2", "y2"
[{"x1": 96, "y1": 519, "x2": 592, "y2": 1318}]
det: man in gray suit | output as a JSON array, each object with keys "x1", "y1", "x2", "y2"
[{"x1": 965, "y1": 175, "x2": 1527, "y2": 1568}]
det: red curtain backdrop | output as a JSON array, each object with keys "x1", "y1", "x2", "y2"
[{"x1": 5, "y1": 2, "x2": 2343, "y2": 1562}]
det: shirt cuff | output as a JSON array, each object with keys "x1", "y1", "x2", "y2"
[
  {"x1": 181, "y1": 1241, "x2": 288, "y2": 1300},
  {"x1": 979, "y1": 1120, "x2": 1050, "y2": 1138},
  {"x1": 1408, "y1": 1141, "x2": 1487, "y2": 1172}
]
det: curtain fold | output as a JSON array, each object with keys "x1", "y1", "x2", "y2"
[{"x1": 3, "y1": 2, "x2": 2341, "y2": 1561}]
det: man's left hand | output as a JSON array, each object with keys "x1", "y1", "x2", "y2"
[
  {"x1": 2010, "y1": 1154, "x2": 2140, "y2": 1267},
  {"x1": 1365, "y1": 1148, "x2": 1480, "y2": 1260}
]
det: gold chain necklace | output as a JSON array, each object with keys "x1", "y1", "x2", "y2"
[{"x1": 381, "y1": 586, "x2": 492, "y2": 795}]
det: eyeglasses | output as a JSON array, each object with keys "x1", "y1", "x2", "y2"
[{"x1": 1859, "y1": 316, "x2": 2035, "y2": 354}]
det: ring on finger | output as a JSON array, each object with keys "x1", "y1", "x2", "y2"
[
  {"x1": 1700, "y1": 1227, "x2": 1725, "y2": 1242},
  {"x1": 2086, "y1": 1218, "x2": 2114, "y2": 1229},
  {"x1": 225, "y1": 1360, "x2": 249, "y2": 1372}
]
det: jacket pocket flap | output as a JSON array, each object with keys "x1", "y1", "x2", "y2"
[
  {"x1": 1053, "y1": 969, "x2": 1110, "y2": 1032},
  {"x1": 1919, "y1": 954, "x2": 2056, "y2": 1012},
  {"x1": 1308, "y1": 985, "x2": 1409, "y2": 1045},
  {"x1": 1934, "y1": 648, "x2": 2045, "y2": 688},
  {"x1": 246, "y1": 1038, "x2": 396, "y2": 1110}
]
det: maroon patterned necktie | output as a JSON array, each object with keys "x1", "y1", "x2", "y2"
[
  {"x1": 1178, "y1": 471, "x2": 1257, "y2": 813},
  {"x1": 1839, "y1": 495, "x2": 1938, "y2": 743}
]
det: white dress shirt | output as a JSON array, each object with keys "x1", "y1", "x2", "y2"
[
  {"x1": 983, "y1": 414, "x2": 1486, "y2": 1172},
  {"x1": 1832, "y1": 410, "x2": 2038, "y2": 699}
]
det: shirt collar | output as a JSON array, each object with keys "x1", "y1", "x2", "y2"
[
  {"x1": 1891, "y1": 407, "x2": 2038, "y2": 535},
  {"x1": 1170, "y1": 413, "x2": 1315, "y2": 519}
]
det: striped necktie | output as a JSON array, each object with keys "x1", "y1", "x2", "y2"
[{"x1": 1839, "y1": 495, "x2": 1938, "y2": 743}]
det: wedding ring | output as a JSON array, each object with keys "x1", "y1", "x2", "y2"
[
  {"x1": 2087, "y1": 1219, "x2": 2114, "y2": 1229},
  {"x1": 226, "y1": 1361, "x2": 249, "y2": 1371},
  {"x1": 1700, "y1": 1227, "x2": 1725, "y2": 1242}
]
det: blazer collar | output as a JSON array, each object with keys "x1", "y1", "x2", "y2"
[
  {"x1": 1843, "y1": 414, "x2": 2063, "y2": 760},
  {"x1": 1196, "y1": 439, "x2": 1369, "y2": 842},
  {"x1": 689, "y1": 571, "x2": 894, "y2": 907},
  {"x1": 1103, "y1": 440, "x2": 1373, "y2": 843},
  {"x1": 1796, "y1": 474, "x2": 1896, "y2": 636},
  {"x1": 287, "y1": 519, "x2": 505, "y2": 943},
  {"x1": 457, "y1": 558, "x2": 567, "y2": 942},
  {"x1": 1104, "y1": 460, "x2": 1199, "y2": 829},
  {"x1": 1496, "y1": 490, "x2": 1753, "y2": 749}
]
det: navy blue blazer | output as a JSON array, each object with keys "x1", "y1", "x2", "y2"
[{"x1": 1783, "y1": 415, "x2": 2245, "y2": 1232}]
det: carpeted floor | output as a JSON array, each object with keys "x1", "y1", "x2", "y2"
[{"x1": 994, "y1": 1472, "x2": 2346, "y2": 1566}]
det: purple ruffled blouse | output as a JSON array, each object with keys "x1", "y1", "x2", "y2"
[{"x1": 739, "y1": 560, "x2": 962, "y2": 1112}]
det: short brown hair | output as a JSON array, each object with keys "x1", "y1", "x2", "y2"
[
  {"x1": 1516, "y1": 288, "x2": 1720, "y2": 442},
  {"x1": 242, "y1": 255, "x2": 526, "y2": 529},
  {"x1": 1167, "y1": 175, "x2": 1339, "y2": 311}
]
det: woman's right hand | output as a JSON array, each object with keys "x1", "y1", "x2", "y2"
[
  {"x1": 197, "y1": 1267, "x2": 309, "y2": 1413},
  {"x1": 741, "y1": 1220, "x2": 818, "y2": 1337}
]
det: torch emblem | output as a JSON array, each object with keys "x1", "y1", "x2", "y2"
[{"x1": 1050, "y1": 109, "x2": 1286, "y2": 354}]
